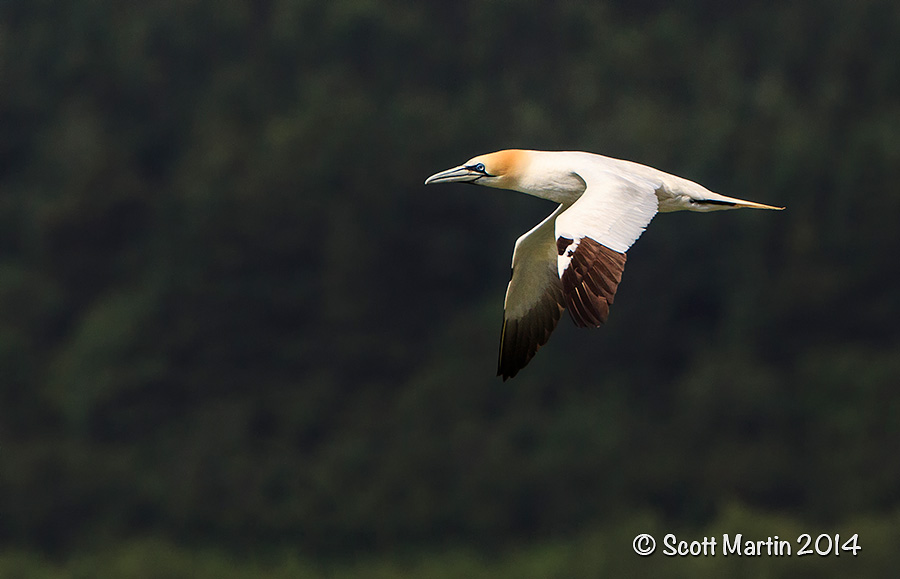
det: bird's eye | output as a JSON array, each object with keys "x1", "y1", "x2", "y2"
[{"x1": 472, "y1": 163, "x2": 486, "y2": 173}]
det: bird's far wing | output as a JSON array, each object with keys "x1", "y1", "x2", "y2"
[
  {"x1": 498, "y1": 205, "x2": 566, "y2": 380},
  {"x1": 554, "y1": 171, "x2": 660, "y2": 327}
]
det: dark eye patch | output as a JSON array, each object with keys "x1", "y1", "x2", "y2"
[{"x1": 467, "y1": 162, "x2": 487, "y2": 174}]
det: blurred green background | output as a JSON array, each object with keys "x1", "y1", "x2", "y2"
[{"x1": 2, "y1": 0, "x2": 900, "y2": 576}]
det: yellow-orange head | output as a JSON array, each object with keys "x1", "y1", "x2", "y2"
[{"x1": 424, "y1": 149, "x2": 530, "y2": 190}]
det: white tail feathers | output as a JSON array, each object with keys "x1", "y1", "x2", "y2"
[{"x1": 689, "y1": 191, "x2": 785, "y2": 212}]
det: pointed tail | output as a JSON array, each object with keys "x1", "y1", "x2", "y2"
[
  {"x1": 692, "y1": 191, "x2": 785, "y2": 211},
  {"x1": 723, "y1": 198, "x2": 785, "y2": 210}
]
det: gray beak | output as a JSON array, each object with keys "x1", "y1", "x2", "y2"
[{"x1": 424, "y1": 165, "x2": 481, "y2": 185}]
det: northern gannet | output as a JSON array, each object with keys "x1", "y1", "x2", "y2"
[{"x1": 425, "y1": 149, "x2": 783, "y2": 380}]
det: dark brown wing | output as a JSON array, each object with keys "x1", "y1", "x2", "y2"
[{"x1": 556, "y1": 236, "x2": 626, "y2": 327}]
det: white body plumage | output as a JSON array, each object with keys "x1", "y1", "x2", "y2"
[{"x1": 425, "y1": 149, "x2": 783, "y2": 379}]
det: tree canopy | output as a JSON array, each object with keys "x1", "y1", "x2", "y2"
[{"x1": 1, "y1": 0, "x2": 900, "y2": 575}]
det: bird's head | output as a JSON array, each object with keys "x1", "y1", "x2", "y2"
[{"x1": 424, "y1": 149, "x2": 528, "y2": 190}]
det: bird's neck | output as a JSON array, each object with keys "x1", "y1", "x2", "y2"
[{"x1": 509, "y1": 167, "x2": 586, "y2": 204}]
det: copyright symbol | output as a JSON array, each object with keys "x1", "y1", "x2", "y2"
[{"x1": 633, "y1": 533, "x2": 656, "y2": 556}]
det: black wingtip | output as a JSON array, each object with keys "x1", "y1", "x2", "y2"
[{"x1": 497, "y1": 357, "x2": 518, "y2": 381}]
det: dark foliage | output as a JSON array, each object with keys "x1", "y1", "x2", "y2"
[{"x1": 1, "y1": 0, "x2": 899, "y2": 569}]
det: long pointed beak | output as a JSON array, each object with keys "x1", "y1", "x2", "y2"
[{"x1": 424, "y1": 165, "x2": 480, "y2": 185}]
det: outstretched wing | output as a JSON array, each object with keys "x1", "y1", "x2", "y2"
[
  {"x1": 497, "y1": 205, "x2": 566, "y2": 380},
  {"x1": 554, "y1": 171, "x2": 660, "y2": 327}
]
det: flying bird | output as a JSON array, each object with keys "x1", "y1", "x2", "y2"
[{"x1": 425, "y1": 149, "x2": 783, "y2": 380}]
